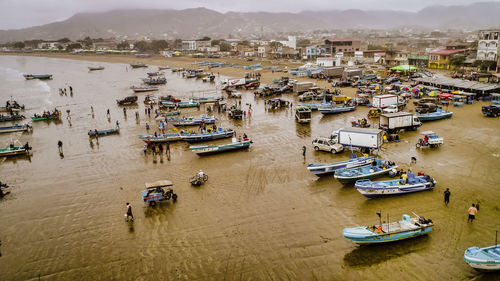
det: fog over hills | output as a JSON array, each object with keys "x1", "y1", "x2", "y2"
[{"x1": 1, "y1": 2, "x2": 499, "y2": 42}]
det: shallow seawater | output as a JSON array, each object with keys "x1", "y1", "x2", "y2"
[{"x1": 0, "y1": 55, "x2": 499, "y2": 280}]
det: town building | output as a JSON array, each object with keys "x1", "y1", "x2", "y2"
[
  {"x1": 181, "y1": 41, "x2": 196, "y2": 51},
  {"x1": 316, "y1": 57, "x2": 335, "y2": 67},
  {"x1": 324, "y1": 38, "x2": 361, "y2": 55},
  {"x1": 477, "y1": 29, "x2": 500, "y2": 62},
  {"x1": 384, "y1": 50, "x2": 409, "y2": 67},
  {"x1": 428, "y1": 45, "x2": 468, "y2": 70},
  {"x1": 195, "y1": 40, "x2": 211, "y2": 52}
]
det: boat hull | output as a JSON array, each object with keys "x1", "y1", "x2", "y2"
[
  {"x1": 190, "y1": 141, "x2": 251, "y2": 156},
  {"x1": 344, "y1": 226, "x2": 432, "y2": 244},
  {"x1": 355, "y1": 178, "x2": 435, "y2": 198},
  {"x1": 0, "y1": 147, "x2": 28, "y2": 156},
  {"x1": 319, "y1": 106, "x2": 356, "y2": 114},
  {"x1": 416, "y1": 112, "x2": 453, "y2": 121},
  {"x1": 334, "y1": 165, "x2": 398, "y2": 183},
  {"x1": 182, "y1": 131, "x2": 234, "y2": 143},
  {"x1": 307, "y1": 157, "x2": 375, "y2": 176},
  {"x1": 464, "y1": 246, "x2": 500, "y2": 271},
  {"x1": 139, "y1": 134, "x2": 182, "y2": 143}
]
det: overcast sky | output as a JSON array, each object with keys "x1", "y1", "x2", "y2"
[{"x1": 1, "y1": 0, "x2": 497, "y2": 30}]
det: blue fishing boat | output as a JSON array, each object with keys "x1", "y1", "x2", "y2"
[
  {"x1": 0, "y1": 114, "x2": 25, "y2": 122},
  {"x1": 88, "y1": 127, "x2": 120, "y2": 138},
  {"x1": 161, "y1": 101, "x2": 199, "y2": 108},
  {"x1": 23, "y1": 74, "x2": 52, "y2": 80},
  {"x1": 139, "y1": 132, "x2": 182, "y2": 143},
  {"x1": 307, "y1": 156, "x2": 375, "y2": 177},
  {"x1": 334, "y1": 159, "x2": 397, "y2": 183},
  {"x1": 169, "y1": 115, "x2": 216, "y2": 126},
  {"x1": 189, "y1": 139, "x2": 252, "y2": 156},
  {"x1": 354, "y1": 173, "x2": 436, "y2": 198},
  {"x1": 0, "y1": 123, "x2": 31, "y2": 134},
  {"x1": 181, "y1": 128, "x2": 234, "y2": 143},
  {"x1": 319, "y1": 105, "x2": 356, "y2": 114},
  {"x1": 464, "y1": 233, "x2": 500, "y2": 271},
  {"x1": 343, "y1": 214, "x2": 434, "y2": 244},
  {"x1": 415, "y1": 108, "x2": 453, "y2": 121},
  {"x1": 162, "y1": 110, "x2": 181, "y2": 117},
  {"x1": 190, "y1": 96, "x2": 220, "y2": 103}
]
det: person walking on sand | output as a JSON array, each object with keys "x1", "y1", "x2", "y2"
[
  {"x1": 125, "y1": 202, "x2": 134, "y2": 221},
  {"x1": 302, "y1": 146, "x2": 306, "y2": 158},
  {"x1": 57, "y1": 140, "x2": 63, "y2": 153},
  {"x1": 443, "y1": 188, "x2": 451, "y2": 206},
  {"x1": 467, "y1": 204, "x2": 478, "y2": 223},
  {"x1": 107, "y1": 109, "x2": 110, "y2": 118}
]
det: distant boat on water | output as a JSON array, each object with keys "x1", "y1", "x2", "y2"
[
  {"x1": 130, "y1": 63, "x2": 147, "y2": 68},
  {"x1": 88, "y1": 66, "x2": 105, "y2": 71},
  {"x1": 23, "y1": 74, "x2": 52, "y2": 80}
]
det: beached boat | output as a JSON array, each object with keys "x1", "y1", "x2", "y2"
[
  {"x1": 169, "y1": 115, "x2": 216, "y2": 126},
  {"x1": 295, "y1": 106, "x2": 312, "y2": 124},
  {"x1": 161, "y1": 110, "x2": 181, "y2": 117},
  {"x1": 297, "y1": 102, "x2": 325, "y2": 111},
  {"x1": 189, "y1": 138, "x2": 252, "y2": 156},
  {"x1": 343, "y1": 214, "x2": 433, "y2": 244},
  {"x1": 139, "y1": 133, "x2": 182, "y2": 143},
  {"x1": 0, "y1": 114, "x2": 25, "y2": 122},
  {"x1": 354, "y1": 173, "x2": 436, "y2": 198},
  {"x1": 143, "y1": 77, "x2": 167, "y2": 85},
  {"x1": 464, "y1": 236, "x2": 500, "y2": 271},
  {"x1": 415, "y1": 108, "x2": 453, "y2": 121},
  {"x1": 306, "y1": 156, "x2": 375, "y2": 177},
  {"x1": 147, "y1": 71, "x2": 163, "y2": 76},
  {"x1": 0, "y1": 144, "x2": 30, "y2": 157},
  {"x1": 23, "y1": 74, "x2": 52, "y2": 80},
  {"x1": 88, "y1": 127, "x2": 120, "y2": 138},
  {"x1": 190, "y1": 96, "x2": 220, "y2": 103},
  {"x1": 319, "y1": 105, "x2": 356, "y2": 114},
  {"x1": 0, "y1": 124, "x2": 31, "y2": 134},
  {"x1": 130, "y1": 86, "x2": 159, "y2": 93},
  {"x1": 130, "y1": 63, "x2": 147, "y2": 68},
  {"x1": 117, "y1": 96, "x2": 138, "y2": 105},
  {"x1": 88, "y1": 66, "x2": 104, "y2": 71},
  {"x1": 31, "y1": 115, "x2": 59, "y2": 121},
  {"x1": 158, "y1": 66, "x2": 170, "y2": 70},
  {"x1": 162, "y1": 101, "x2": 199, "y2": 108},
  {"x1": 181, "y1": 128, "x2": 234, "y2": 143},
  {"x1": 334, "y1": 159, "x2": 397, "y2": 183}
]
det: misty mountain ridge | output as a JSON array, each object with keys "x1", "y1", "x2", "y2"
[{"x1": 1, "y1": 2, "x2": 500, "y2": 43}]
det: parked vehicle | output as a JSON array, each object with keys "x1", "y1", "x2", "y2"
[
  {"x1": 141, "y1": 180, "x2": 178, "y2": 207},
  {"x1": 332, "y1": 128, "x2": 384, "y2": 150},
  {"x1": 382, "y1": 104, "x2": 399, "y2": 114},
  {"x1": 298, "y1": 92, "x2": 316, "y2": 101},
  {"x1": 482, "y1": 105, "x2": 500, "y2": 117},
  {"x1": 416, "y1": 131, "x2": 443, "y2": 148},
  {"x1": 331, "y1": 81, "x2": 352, "y2": 87},
  {"x1": 293, "y1": 82, "x2": 316, "y2": 93},
  {"x1": 221, "y1": 77, "x2": 246, "y2": 89},
  {"x1": 379, "y1": 112, "x2": 421, "y2": 133},
  {"x1": 415, "y1": 103, "x2": 438, "y2": 113},
  {"x1": 372, "y1": 94, "x2": 399, "y2": 108},
  {"x1": 312, "y1": 137, "x2": 344, "y2": 154}
]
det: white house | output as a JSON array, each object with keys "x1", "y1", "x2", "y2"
[
  {"x1": 316, "y1": 57, "x2": 335, "y2": 67},
  {"x1": 477, "y1": 29, "x2": 500, "y2": 61}
]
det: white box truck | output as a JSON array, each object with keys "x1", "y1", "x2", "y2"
[
  {"x1": 221, "y1": 77, "x2": 246, "y2": 89},
  {"x1": 293, "y1": 82, "x2": 316, "y2": 93},
  {"x1": 331, "y1": 128, "x2": 384, "y2": 150},
  {"x1": 379, "y1": 112, "x2": 422, "y2": 133},
  {"x1": 372, "y1": 94, "x2": 399, "y2": 108}
]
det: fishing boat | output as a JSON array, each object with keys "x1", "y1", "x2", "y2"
[
  {"x1": 464, "y1": 232, "x2": 500, "y2": 271},
  {"x1": 295, "y1": 106, "x2": 312, "y2": 124},
  {"x1": 147, "y1": 71, "x2": 163, "y2": 76},
  {"x1": 139, "y1": 132, "x2": 182, "y2": 143},
  {"x1": 117, "y1": 96, "x2": 138, "y2": 105},
  {"x1": 297, "y1": 102, "x2": 324, "y2": 111},
  {"x1": 306, "y1": 155, "x2": 375, "y2": 177},
  {"x1": 0, "y1": 100, "x2": 24, "y2": 112},
  {"x1": 88, "y1": 66, "x2": 104, "y2": 71},
  {"x1": 169, "y1": 115, "x2": 216, "y2": 127},
  {"x1": 158, "y1": 66, "x2": 170, "y2": 70},
  {"x1": 161, "y1": 110, "x2": 181, "y2": 117},
  {"x1": 319, "y1": 104, "x2": 356, "y2": 114},
  {"x1": 415, "y1": 108, "x2": 453, "y2": 121},
  {"x1": 334, "y1": 159, "x2": 397, "y2": 183},
  {"x1": 88, "y1": 127, "x2": 120, "y2": 138},
  {"x1": 31, "y1": 115, "x2": 59, "y2": 121},
  {"x1": 343, "y1": 213, "x2": 434, "y2": 244},
  {"x1": 354, "y1": 173, "x2": 436, "y2": 198},
  {"x1": 181, "y1": 128, "x2": 234, "y2": 143},
  {"x1": 130, "y1": 86, "x2": 159, "y2": 93},
  {"x1": 162, "y1": 101, "x2": 199, "y2": 108},
  {"x1": 130, "y1": 63, "x2": 147, "y2": 68},
  {"x1": 23, "y1": 74, "x2": 52, "y2": 80},
  {"x1": 0, "y1": 124, "x2": 31, "y2": 134},
  {"x1": 190, "y1": 96, "x2": 220, "y2": 103},
  {"x1": 0, "y1": 143, "x2": 31, "y2": 157},
  {"x1": 143, "y1": 77, "x2": 167, "y2": 85},
  {"x1": 0, "y1": 114, "x2": 25, "y2": 122},
  {"x1": 189, "y1": 138, "x2": 252, "y2": 156}
]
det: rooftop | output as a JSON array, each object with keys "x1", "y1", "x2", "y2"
[{"x1": 429, "y1": 49, "x2": 467, "y2": 56}]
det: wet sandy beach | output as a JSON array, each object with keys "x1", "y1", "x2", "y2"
[{"x1": 0, "y1": 55, "x2": 499, "y2": 280}]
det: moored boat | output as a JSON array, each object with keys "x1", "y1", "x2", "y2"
[
  {"x1": 143, "y1": 77, "x2": 167, "y2": 85},
  {"x1": 334, "y1": 159, "x2": 397, "y2": 183},
  {"x1": 181, "y1": 128, "x2": 234, "y2": 143},
  {"x1": 161, "y1": 110, "x2": 181, "y2": 116},
  {"x1": 189, "y1": 138, "x2": 252, "y2": 156},
  {"x1": 190, "y1": 96, "x2": 220, "y2": 103},
  {"x1": 0, "y1": 124, "x2": 31, "y2": 134},
  {"x1": 88, "y1": 66, "x2": 105, "y2": 71},
  {"x1": 130, "y1": 86, "x2": 159, "y2": 93},
  {"x1": 306, "y1": 155, "x2": 375, "y2": 177},
  {"x1": 0, "y1": 143, "x2": 31, "y2": 157},
  {"x1": 161, "y1": 101, "x2": 199, "y2": 108},
  {"x1": 23, "y1": 74, "x2": 52, "y2": 80},
  {"x1": 88, "y1": 127, "x2": 120, "y2": 138},
  {"x1": 464, "y1": 235, "x2": 500, "y2": 271},
  {"x1": 415, "y1": 108, "x2": 453, "y2": 121},
  {"x1": 354, "y1": 173, "x2": 436, "y2": 198},
  {"x1": 139, "y1": 132, "x2": 182, "y2": 143},
  {"x1": 147, "y1": 71, "x2": 163, "y2": 76},
  {"x1": 343, "y1": 214, "x2": 433, "y2": 244},
  {"x1": 169, "y1": 115, "x2": 216, "y2": 127},
  {"x1": 319, "y1": 104, "x2": 356, "y2": 114},
  {"x1": 0, "y1": 114, "x2": 25, "y2": 122},
  {"x1": 130, "y1": 63, "x2": 147, "y2": 68}
]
